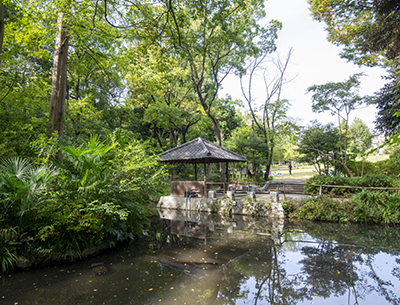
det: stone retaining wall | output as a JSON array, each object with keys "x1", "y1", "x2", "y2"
[{"x1": 158, "y1": 192, "x2": 284, "y2": 219}]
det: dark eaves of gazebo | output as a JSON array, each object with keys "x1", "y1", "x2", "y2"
[{"x1": 159, "y1": 137, "x2": 247, "y2": 164}]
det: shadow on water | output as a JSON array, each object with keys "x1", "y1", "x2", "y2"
[{"x1": 2, "y1": 210, "x2": 400, "y2": 304}]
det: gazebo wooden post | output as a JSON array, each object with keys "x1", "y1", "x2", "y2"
[
  {"x1": 194, "y1": 161, "x2": 198, "y2": 181},
  {"x1": 204, "y1": 162, "x2": 207, "y2": 182},
  {"x1": 225, "y1": 162, "x2": 229, "y2": 192}
]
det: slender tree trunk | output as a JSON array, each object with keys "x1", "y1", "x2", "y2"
[
  {"x1": 208, "y1": 114, "x2": 227, "y2": 183},
  {"x1": 264, "y1": 147, "x2": 271, "y2": 181},
  {"x1": 0, "y1": 4, "x2": 5, "y2": 64},
  {"x1": 47, "y1": 11, "x2": 69, "y2": 138}
]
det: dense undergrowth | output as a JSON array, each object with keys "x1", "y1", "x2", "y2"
[
  {"x1": 284, "y1": 191, "x2": 400, "y2": 225},
  {"x1": 285, "y1": 174, "x2": 400, "y2": 224},
  {"x1": 0, "y1": 131, "x2": 168, "y2": 273}
]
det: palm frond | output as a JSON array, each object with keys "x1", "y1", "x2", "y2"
[{"x1": 0, "y1": 157, "x2": 32, "y2": 179}]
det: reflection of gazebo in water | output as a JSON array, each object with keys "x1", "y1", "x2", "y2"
[{"x1": 159, "y1": 137, "x2": 247, "y2": 197}]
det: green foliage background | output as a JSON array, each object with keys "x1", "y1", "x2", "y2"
[{"x1": 0, "y1": 133, "x2": 168, "y2": 273}]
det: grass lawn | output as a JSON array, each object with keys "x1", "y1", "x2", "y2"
[
  {"x1": 270, "y1": 164, "x2": 315, "y2": 181},
  {"x1": 270, "y1": 154, "x2": 390, "y2": 181},
  {"x1": 363, "y1": 154, "x2": 390, "y2": 162}
]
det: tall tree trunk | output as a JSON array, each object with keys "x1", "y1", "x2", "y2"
[
  {"x1": 264, "y1": 144, "x2": 274, "y2": 181},
  {"x1": 209, "y1": 115, "x2": 227, "y2": 183},
  {"x1": 0, "y1": 4, "x2": 4, "y2": 63},
  {"x1": 47, "y1": 11, "x2": 69, "y2": 138}
]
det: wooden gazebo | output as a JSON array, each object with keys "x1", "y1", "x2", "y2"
[{"x1": 159, "y1": 137, "x2": 247, "y2": 197}]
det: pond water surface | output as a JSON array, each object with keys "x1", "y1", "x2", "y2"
[{"x1": 2, "y1": 209, "x2": 400, "y2": 305}]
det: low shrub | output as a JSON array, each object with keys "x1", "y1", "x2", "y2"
[
  {"x1": 288, "y1": 195, "x2": 351, "y2": 222},
  {"x1": 349, "y1": 191, "x2": 400, "y2": 224},
  {"x1": 359, "y1": 174, "x2": 398, "y2": 188},
  {"x1": 286, "y1": 191, "x2": 400, "y2": 225}
]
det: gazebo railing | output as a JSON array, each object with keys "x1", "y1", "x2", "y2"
[{"x1": 206, "y1": 181, "x2": 267, "y2": 193}]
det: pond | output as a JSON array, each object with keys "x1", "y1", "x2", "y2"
[{"x1": 2, "y1": 209, "x2": 400, "y2": 305}]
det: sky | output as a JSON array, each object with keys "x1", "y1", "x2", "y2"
[{"x1": 220, "y1": 0, "x2": 387, "y2": 131}]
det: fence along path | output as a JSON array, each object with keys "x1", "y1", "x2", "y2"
[{"x1": 212, "y1": 180, "x2": 400, "y2": 196}]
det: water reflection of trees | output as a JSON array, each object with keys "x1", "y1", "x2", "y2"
[
  {"x1": 298, "y1": 244, "x2": 364, "y2": 303},
  {"x1": 285, "y1": 220, "x2": 400, "y2": 305},
  {"x1": 364, "y1": 253, "x2": 400, "y2": 305},
  {"x1": 6, "y1": 215, "x2": 400, "y2": 305},
  {"x1": 213, "y1": 219, "x2": 400, "y2": 305},
  {"x1": 144, "y1": 215, "x2": 400, "y2": 304}
]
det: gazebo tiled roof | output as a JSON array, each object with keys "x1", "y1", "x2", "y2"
[{"x1": 159, "y1": 137, "x2": 247, "y2": 164}]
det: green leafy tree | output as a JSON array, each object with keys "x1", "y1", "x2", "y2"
[
  {"x1": 308, "y1": 0, "x2": 400, "y2": 137},
  {"x1": 348, "y1": 118, "x2": 373, "y2": 176},
  {"x1": 0, "y1": 1, "x2": 52, "y2": 158},
  {"x1": 273, "y1": 117, "x2": 301, "y2": 165},
  {"x1": 48, "y1": 6, "x2": 69, "y2": 139},
  {"x1": 124, "y1": 45, "x2": 202, "y2": 148},
  {"x1": 307, "y1": 73, "x2": 368, "y2": 177},
  {"x1": 162, "y1": 0, "x2": 280, "y2": 146},
  {"x1": 297, "y1": 121, "x2": 340, "y2": 175},
  {"x1": 159, "y1": 0, "x2": 281, "y2": 182},
  {"x1": 210, "y1": 96, "x2": 243, "y2": 144},
  {"x1": 308, "y1": 0, "x2": 400, "y2": 66},
  {"x1": 225, "y1": 118, "x2": 268, "y2": 180},
  {"x1": 374, "y1": 75, "x2": 400, "y2": 136},
  {"x1": 348, "y1": 118, "x2": 372, "y2": 154},
  {"x1": 0, "y1": 3, "x2": 4, "y2": 59}
]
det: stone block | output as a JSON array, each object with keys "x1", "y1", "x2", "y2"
[
  {"x1": 270, "y1": 191, "x2": 279, "y2": 202},
  {"x1": 247, "y1": 191, "x2": 256, "y2": 199},
  {"x1": 208, "y1": 190, "x2": 216, "y2": 199},
  {"x1": 16, "y1": 256, "x2": 32, "y2": 269}
]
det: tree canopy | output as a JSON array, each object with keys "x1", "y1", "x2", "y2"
[
  {"x1": 308, "y1": 0, "x2": 400, "y2": 66},
  {"x1": 308, "y1": 0, "x2": 400, "y2": 137}
]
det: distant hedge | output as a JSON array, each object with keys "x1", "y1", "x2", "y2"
[
  {"x1": 348, "y1": 159, "x2": 400, "y2": 176},
  {"x1": 304, "y1": 174, "x2": 399, "y2": 196}
]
